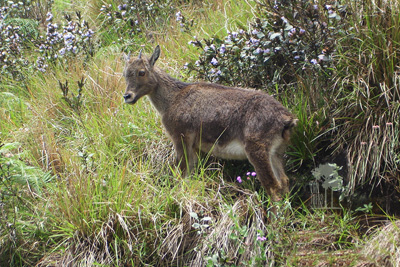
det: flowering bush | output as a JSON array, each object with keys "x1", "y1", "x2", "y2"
[
  {"x1": 99, "y1": 0, "x2": 176, "y2": 47},
  {"x1": 188, "y1": 0, "x2": 345, "y2": 90},
  {"x1": 0, "y1": 2, "x2": 38, "y2": 79},
  {"x1": 0, "y1": 1, "x2": 95, "y2": 78},
  {"x1": 35, "y1": 11, "x2": 95, "y2": 71}
]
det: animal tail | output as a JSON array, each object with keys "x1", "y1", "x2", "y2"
[{"x1": 282, "y1": 117, "x2": 298, "y2": 142}]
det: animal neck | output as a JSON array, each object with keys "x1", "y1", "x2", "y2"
[{"x1": 148, "y1": 68, "x2": 189, "y2": 115}]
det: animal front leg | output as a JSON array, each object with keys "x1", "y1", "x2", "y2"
[{"x1": 172, "y1": 134, "x2": 197, "y2": 177}]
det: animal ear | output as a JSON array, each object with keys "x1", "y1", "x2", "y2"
[
  {"x1": 149, "y1": 45, "x2": 160, "y2": 67},
  {"x1": 138, "y1": 49, "x2": 143, "y2": 59},
  {"x1": 123, "y1": 51, "x2": 131, "y2": 62}
]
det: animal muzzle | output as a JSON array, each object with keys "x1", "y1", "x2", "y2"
[{"x1": 123, "y1": 92, "x2": 138, "y2": 104}]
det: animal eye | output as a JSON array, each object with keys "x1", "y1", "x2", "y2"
[{"x1": 138, "y1": 70, "x2": 146, "y2": 76}]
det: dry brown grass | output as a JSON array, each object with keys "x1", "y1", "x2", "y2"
[
  {"x1": 362, "y1": 220, "x2": 400, "y2": 267},
  {"x1": 158, "y1": 185, "x2": 274, "y2": 266}
]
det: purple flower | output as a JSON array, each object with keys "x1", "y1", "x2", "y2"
[
  {"x1": 251, "y1": 172, "x2": 256, "y2": 177},
  {"x1": 232, "y1": 31, "x2": 238, "y2": 38},
  {"x1": 210, "y1": 57, "x2": 218, "y2": 66},
  {"x1": 263, "y1": 49, "x2": 270, "y2": 54},
  {"x1": 237, "y1": 176, "x2": 242, "y2": 183},
  {"x1": 257, "y1": 236, "x2": 267, "y2": 241},
  {"x1": 246, "y1": 172, "x2": 251, "y2": 176},
  {"x1": 46, "y1": 12, "x2": 53, "y2": 22},
  {"x1": 84, "y1": 29, "x2": 94, "y2": 38},
  {"x1": 176, "y1": 11, "x2": 183, "y2": 21},
  {"x1": 255, "y1": 48, "x2": 262, "y2": 54},
  {"x1": 310, "y1": 59, "x2": 318, "y2": 65},
  {"x1": 118, "y1": 4, "x2": 127, "y2": 10},
  {"x1": 250, "y1": 38, "x2": 259, "y2": 45},
  {"x1": 252, "y1": 29, "x2": 259, "y2": 35},
  {"x1": 299, "y1": 28, "x2": 306, "y2": 35},
  {"x1": 219, "y1": 44, "x2": 226, "y2": 54}
]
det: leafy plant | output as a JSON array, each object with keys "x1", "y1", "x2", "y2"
[
  {"x1": 58, "y1": 76, "x2": 86, "y2": 113},
  {"x1": 0, "y1": 142, "x2": 53, "y2": 265}
]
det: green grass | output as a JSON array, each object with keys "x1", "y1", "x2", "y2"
[
  {"x1": 332, "y1": 0, "x2": 400, "y2": 196},
  {"x1": 1, "y1": 0, "x2": 399, "y2": 266}
]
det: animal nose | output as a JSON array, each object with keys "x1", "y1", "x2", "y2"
[{"x1": 123, "y1": 93, "x2": 131, "y2": 100}]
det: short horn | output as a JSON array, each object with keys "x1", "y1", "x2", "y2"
[
  {"x1": 138, "y1": 49, "x2": 143, "y2": 59},
  {"x1": 123, "y1": 51, "x2": 131, "y2": 62}
]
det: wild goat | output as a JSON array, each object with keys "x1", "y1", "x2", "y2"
[{"x1": 122, "y1": 45, "x2": 297, "y2": 202}]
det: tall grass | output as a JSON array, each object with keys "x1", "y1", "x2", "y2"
[{"x1": 333, "y1": 0, "x2": 400, "y2": 197}]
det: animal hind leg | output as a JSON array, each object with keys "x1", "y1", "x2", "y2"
[
  {"x1": 269, "y1": 140, "x2": 290, "y2": 195},
  {"x1": 244, "y1": 140, "x2": 284, "y2": 202}
]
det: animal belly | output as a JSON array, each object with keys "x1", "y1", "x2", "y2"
[{"x1": 207, "y1": 140, "x2": 247, "y2": 160}]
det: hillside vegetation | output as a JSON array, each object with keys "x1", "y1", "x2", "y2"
[{"x1": 1, "y1": 0, "x2": 399, "y2": 266}]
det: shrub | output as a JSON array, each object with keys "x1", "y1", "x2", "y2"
[
  {"x1": 0, "y1": 1, "x2": 96, "y2": 78},
  {"x1": 35, "y1": 11, "x2": 96, "y2": 72},
  {"x1": 98, "y1": 0, "x2": 178, "y2": 50},
  {"x1": 187, "y1": 1, "x2": 344, "y2": 90},
  {"x1": 0, "y1": 2, "x2": 39, "y2": 80}
]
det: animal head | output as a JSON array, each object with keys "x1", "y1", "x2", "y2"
[{"x1": 122, "y1": 45, "x2": 161, "y2": 104}]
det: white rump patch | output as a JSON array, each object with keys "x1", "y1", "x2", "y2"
[{"x1": 210, "y1": 139, "x2": 247, "y2": 160}]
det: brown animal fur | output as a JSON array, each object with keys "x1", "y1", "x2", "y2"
[{"x1": 122, "y1": 45, "x2": 297, "y2": 202}]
